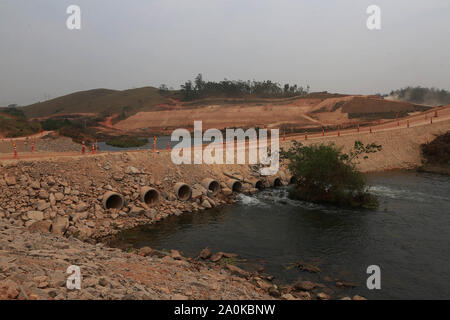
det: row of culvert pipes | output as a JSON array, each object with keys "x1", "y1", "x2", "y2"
[{"x1": 101, "y1": 173, "x2": 295, "y2": 211}]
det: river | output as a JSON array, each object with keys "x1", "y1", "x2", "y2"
[{"x1": 110, "y1": 171, "x2": 450, "y2": 299}]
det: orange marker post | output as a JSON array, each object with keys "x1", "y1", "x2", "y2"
[
  {"x1": 13, "y1": 143, "x2": 18, "y2": 159},
  {"x1": 357, "y1": 124, "x2": 360, "y2": 133},
  {"x1": 430, "y1": 117, "x2": 433, "y2": 124},
  {"x1": 434, "y1": 110, "x2": 438, "y2": 118},
  {"x1": 322, "y1": 129, "x2": 325, "y2": 137},
  {"x1": 153, "y1": 136, "x2": 157, "y2": 152},
  {"x1": 82, "y1": 141, "x2": 86, "y2": 155},
  {"x1": 92, "y1": 144, "x2": 95, "y2": 155},
  {"x1": 167, "y1": 142, "x2": 171, "y2": 151},
  {"x1": 407, "y1": 120, "x2": 410, "y2": 128},
  {"x1": 31, "y1": 141, "x2": 34, "y2": 152}
]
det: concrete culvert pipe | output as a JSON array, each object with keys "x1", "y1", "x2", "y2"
[
  {"x1": 226, "y1": 179, "x2": 243, "y2": 193},
  {"x1": 201, "y1": 178, "x2": 221, "y2": 196},
  {"x1": 102, "y1": 191, "x2": 125, "y2": 210},
  {"x1": 140, "y1": 187, "x2": 160, "y2": 206},
  {"x1": 174, "y1": 182, "x2": 192, "y2": 201},
  {"x1": 249, "y1": 178, "x2": 264, "y2": 190},
  {"x1": 267, "y1": 176, "x2": 282, "y2": 188}
]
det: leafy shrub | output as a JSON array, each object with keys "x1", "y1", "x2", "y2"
[
  {"x1": 421, "y1": 131, "x2": 450, "y2": 165},
  {"x1": 281, "y1": 141, "x2": 382, "y2": 209}
]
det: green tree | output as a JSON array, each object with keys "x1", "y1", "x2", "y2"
[{"x1": 281, "y1": 141, "x2": 382, "y2": 209}]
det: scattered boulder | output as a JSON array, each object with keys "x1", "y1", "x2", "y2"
[
  {"x1": 27, "y1": 211, "x2": 44, "y2": 221},
  {"x1": 28, "y1": 220, "x2": 52, "y2": 233},
  {"x1": 199, "y1": 248, "x2": 212, "y2": 260},
  {"x1": 294, "y1": 280, "x2": 316, "y2": 291},
  {"x1": 51, "y1": 217, "x2": 69, "y2": 236}
]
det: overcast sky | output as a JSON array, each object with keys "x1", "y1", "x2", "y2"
[{"x1": 1, "y1": 0, "x2": 449, "y2": 106}]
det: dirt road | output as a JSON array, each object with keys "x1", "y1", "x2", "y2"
[{"x1": 1, "y1": 106, "x2": 449, "y2": 172}]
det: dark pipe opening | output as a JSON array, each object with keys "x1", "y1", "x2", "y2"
[
  {"x1": 208, "y1": 181, "x2": 220, "y2": 194},
  {"x1": 232, "y1": 181, "x2": 242, "y2": 193},
  {"x1": 255, "y1": 181, "x2": 264, "y2": 189},
  {"x1": 106, "y1": 194, "x2": 123, "y2": 209},
  {"x1": 178, "y1": 185, "x2": 192, "y2": 201},
  {"x1": 144, "y1": 189, "x2": 159, "y2": 205},
  {"x1": 273, "y1": 178, "x2": 282, "y2": 187}
]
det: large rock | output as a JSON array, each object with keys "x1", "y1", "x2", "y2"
[
  {"x1": 28, "y1": 220, "x2": 52, "y2": 233},
  {"x1": 199, "y1": 248, "x2": 212, "y2": 259},
  {"x1": 36, "y1": 201, "x2": 50, "y2": 212},
  {"x1": 201, "y1": 199, "x2": 212, "y2": 209},
  {"x1": 226, "y1": 265, "x2": 249, "y2": 278},
  {"x1": 5, "y1": 176, "x2": 16, "y2": 186},
  {"x1": 27, "y1": 211, "x2": 44, "y2": 221},
  {"x1": 51, "y1": 217, "x2": 69, "y2": 236},
  {"x1": 38, "y1": 189, "x2": 49, "y2": 199},
  {"x1": 222, "y1": 188, "x2": 233, "y2": 196},
  {"x1": 294, "y1": 280, "x2": 316, "y2": 291}
]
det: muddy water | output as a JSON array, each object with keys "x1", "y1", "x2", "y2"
[{"x1": 111, "y1": 171, "x2": 450, "y2": 299}]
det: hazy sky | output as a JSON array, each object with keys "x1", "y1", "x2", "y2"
[{"x1": 1, "y1": 0, "x2": 449, "y2": 106}]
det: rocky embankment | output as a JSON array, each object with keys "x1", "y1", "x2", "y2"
[
  {"x1": 0, "y1": 150, "x2": 366, "y2": 300},
  {"x1": 0, "y1": 151, "x2": 259, "y2": 241},
  {"x1": 0, "y1": 151, "x2": 277, "y2": 300}
]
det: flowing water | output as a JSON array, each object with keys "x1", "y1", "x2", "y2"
[{"x1": 111, "y1": 171, "x2": 450, "y2": 299}]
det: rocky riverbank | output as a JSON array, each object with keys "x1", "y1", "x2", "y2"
[
  {"x1": 0, "y1": 150, "x2": 367, "y2": 300},
  {"x1": 0, "y1": 221, "x2": 272, "y2": 300}
]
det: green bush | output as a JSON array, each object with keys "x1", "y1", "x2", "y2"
[{"x1": 281, "y1": 141, "x2": 381, "y2": 209}]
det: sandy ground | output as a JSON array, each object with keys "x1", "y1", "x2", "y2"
[{"x1": 113, "y1": 95, "x2": 422, "y2": 133}]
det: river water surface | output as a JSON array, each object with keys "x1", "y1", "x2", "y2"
[{"x1": 111, "y1": 171, "x2": 450, "y2": 299}]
